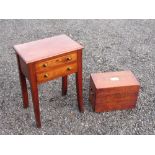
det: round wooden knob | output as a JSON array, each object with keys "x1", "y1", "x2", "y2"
[
  {"x1": 66, "y1": 57, "x2": 72, "y2": 61},
  {"x1": 42, "y1": 63, "x2": 48, "y2": 67},
  {"x1": 67, "y1": 67, "x2": 72, "y2": 71},
  {"x1": 44, "y1": 74, "x2": 48, "y2": 78}
]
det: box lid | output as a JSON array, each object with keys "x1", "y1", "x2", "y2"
[
  {"x1": 14, "y1": 34, "x2": 83, "y2": 63},
  {"x1": 91, "y1": 70, "x2": 140, "y2": 89}
]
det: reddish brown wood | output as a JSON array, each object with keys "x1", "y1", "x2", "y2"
[
  {"x1": 35, "y1": 52, "x2": 77, "y2": 73},
  {"x1": 89, "y1": 71, "x2": 140, "y2": 112},
  {"x1": 16, "y1": 54, "x2": 29, "y2": 108},
  {"x1": 36, "y1": 62, "x2": 77, "y2": 84},
  {"x1": 14, "y1": 34, "x2": 84, "y2": 128},
  {"x1": 76, "y1": 50, "x2": 84, "y2": 112},
  {"x1": 28, "y1": 63, "x2": 41, "y2": 128},
  {"x1": 62, "y1": 76, "x2": 68, "y2": 96},
  {"x1": 89, "y1": 76, "x2": 96, "y2": 111},
  {"x1": 14, "y1": 34, "x2": 83, "y2": 63},
  {"x1": 19, "y1": 56, "x2": 29, "y2": 77}
]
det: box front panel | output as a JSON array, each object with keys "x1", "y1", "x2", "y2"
[{"x1": 95, "y1": 85, "x2": 140, "y2": 112}]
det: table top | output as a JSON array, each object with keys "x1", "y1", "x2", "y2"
[
  {"x1": 14, "y1": 34, "x2": 83, "y2": 63},
  {"x1": 91, "y1": 70, "x2": 140, "y2": 89}
]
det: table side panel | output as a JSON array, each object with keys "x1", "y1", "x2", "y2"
[{"x1": 19, "y1": 56, "x2": 29, "y2": 78}]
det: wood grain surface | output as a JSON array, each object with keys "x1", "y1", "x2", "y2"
[
  {"x1": 14, "y1": 34, "x2": 83, "y2": 63},
  {"x1": 89, "y1": 71, "x2": 140, "y2": 112},
  {"x1": 14, "y1": 35, "x2": 84, "y2": 127},
  {"x1": 35, "y1": 52, "x2": 77, "y2": 73}
]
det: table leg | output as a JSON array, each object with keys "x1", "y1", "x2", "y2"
[
  {"x1": 16, "y1": 55, "x2": 29, "y2": 108},
  {"x1": 30, "y1": 82, "x2": 41, "y2": 128},
  {"x1": 62, "y1": 76, "x2": 68, "y2": 96},
  {"x1": 76, "y1": 50, "x2": 84, "y2": 112},
  {"x1": 29, "y1": 64, "x2": 41, "y2": 128}
]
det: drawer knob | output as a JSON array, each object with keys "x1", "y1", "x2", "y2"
[
  {"x1": 44, "y1": 74, "x2": 48, "y2": 78},
  {"x1": 67, "y1": 67, "x2": 72, "y2": 71},
  {"x1": 66, "y1": 57, "x2": 72, "y2": 61},
  {"x1": 42, "y1": 63, "x2": 48, "y2": 67}
]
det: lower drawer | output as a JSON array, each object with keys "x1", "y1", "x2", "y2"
[{"x1": 37, "y1": 62, "x2": 77, "y2": 83}]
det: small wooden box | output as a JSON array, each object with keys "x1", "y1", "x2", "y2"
[{"x1": 89, "y1": 71, "x2": 140, "y2": 112}]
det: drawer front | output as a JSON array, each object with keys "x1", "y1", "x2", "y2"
[
  {"x1": 35, "y1": 52, "x2": 77, "y2": 73},
  {"x1": 37, "y1": 63, "x2": 77, "y2": 83}
]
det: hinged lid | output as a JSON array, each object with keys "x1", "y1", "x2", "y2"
[{"x1": 91, "y1": 70, "x2": 140, "y2": 90}]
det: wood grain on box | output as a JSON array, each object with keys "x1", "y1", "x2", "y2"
[{"x1": 89, "y1": 71, "x2": 140, "y2": 112}]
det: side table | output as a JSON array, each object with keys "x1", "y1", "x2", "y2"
[{"x1": 14, "y1": 34, "x2": 84, "y2": 128}]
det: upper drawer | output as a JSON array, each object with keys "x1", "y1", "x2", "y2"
[{"x1": 35, "y1": 52, "x2": 77, "y2": 73}]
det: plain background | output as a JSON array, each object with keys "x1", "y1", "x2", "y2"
[{"x1": 0, "y1": 0, "x2": 155, "y2": 155}]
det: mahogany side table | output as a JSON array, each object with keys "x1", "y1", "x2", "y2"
[{"x1": 14, "y1": 34, "x2": 84, "y2": 128}]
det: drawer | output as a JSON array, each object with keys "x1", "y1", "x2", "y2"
[
  {"x1": 37, "y1": 63, "x2": 77, "y2": 83},
  {"x1": 35, "y1": 52, "x2": 77, "y2": 73}
]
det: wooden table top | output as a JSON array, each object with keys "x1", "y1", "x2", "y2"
[
  {"x1": 91, "y1": 70, "x2": 140, "y2": 89},
  {"x1": 14, "y1": 34, "x2": 83, "y2": 63}
]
